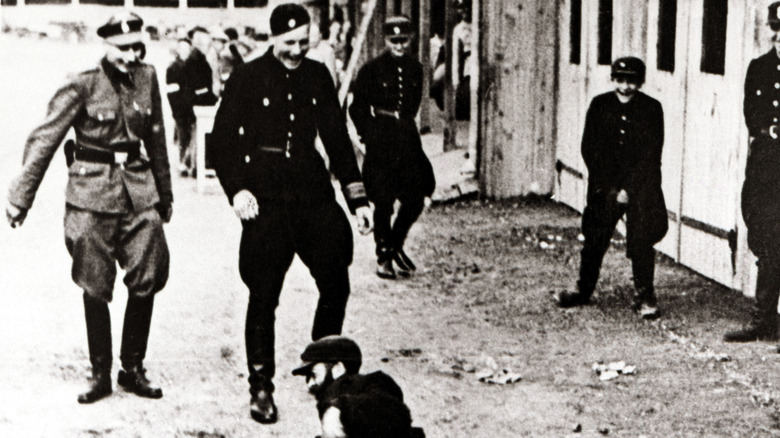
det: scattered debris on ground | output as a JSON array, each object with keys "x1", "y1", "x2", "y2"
[{"x1": 592, "y1": 361, "x2": 637, "y2": 381}]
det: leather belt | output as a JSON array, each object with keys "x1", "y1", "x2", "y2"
[
  {"x1": 371, "y1": 106, "x2": 400, "y2": 120},
  {"x1": 259, "y1": 145, "x2": 285, "y2": 154},
  {"x1": 74, "y1": 141, "x2": 141, "y2": 165}
]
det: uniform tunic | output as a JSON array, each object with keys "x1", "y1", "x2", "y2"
[
  {"x1": 7, "y1": 58, "x2": 172, "y2": 301},
  {"x1": 742, "y1": 49, "x2": 780, "y2": 257},
  {"x1": 349, "y1": 51, "x2": 435, "y2": 201},
  {"x1": 349, "y1": 51, "x2": 435, "y2": 256},
  {"x1": 210, "y1": 48, "x2": 368, "y2": 384},
  {"x1": 740, "y1": 48, "x2": 780, "y2": 319},
  {"x1": 578, "y1": 91, "x2": 667, "y2": 294}
]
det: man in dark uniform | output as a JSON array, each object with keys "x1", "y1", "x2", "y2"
[
  {"x1": 209, "y1": 3, "x2": 373, "y2": 424},
  {"x1": 724, "y1": 2, "x2": 780, "y2": 343},
  {"x1": 349, "y1": 16, "x2": 435, "y2": 279},
  {"x1": 555, "y1": 57, "x2": 667, "y2": 320},
  {"x1": 292, "y1": 335, "x2": 425, "y2": 438},
  {"x1": 186, "y1": 26, "x2": 219, "y2": 107},
  {"x1": 5, "y1": 12, "x2": 173, "y2": 403},
  {"x1": 166, "y1": 37, "x2": 196, "y2": 176}
]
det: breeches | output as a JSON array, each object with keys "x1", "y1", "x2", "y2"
[
  {"x1": 64, "y1": 205, "x2": 169, "y2": 302},
  {"x1": 238, "y1": 200, "x2": 354, "y2": 381}
]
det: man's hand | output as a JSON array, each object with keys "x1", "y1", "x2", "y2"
[
  {"x1": 423, "y1": 196, "x2": 433, "y2": 213},
  {"x1": 616, "y1": 189, "x2": 629, "y2": 204},
  {"x1": 355, "y1": 206, "x2": 373, "y2": 235},
  {"x1": 156, "y1": 203, "x2": 173, "y2": 223},
  {"x1": 321, "y1": 407, "x2": 347, "y2": 438},
  {"x1": 6, "y1": 201, "x2": 27, "y2": 228},
  {"x1": 233, "y1": 190, "x2": 259, "y2": 221}
]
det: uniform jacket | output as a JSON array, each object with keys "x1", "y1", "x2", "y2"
[
  {"x1": 210, "y1": 48, "x2": 368, "y2": 213},
  {"x1": 166, "y1": 56, "x2": 195, "y2": 122},
  {"x1": 349, "y1": 51, "x2": 435, "y2": 200},
  {"x1": 316, "y1": 371, "x2": 414, "y2": 438},
  {"x1": 581, "y1": 91, "x2": 667, "y2": 246},
  {"x1": 185, "y1": 48, "x2": 218, "y2": 107},
  {"x1": 8, "y1": 58, "x2": 173, "y2": 214},
  {"x1": 741, "y1": 49, "x2": 780, "y2": 250}
]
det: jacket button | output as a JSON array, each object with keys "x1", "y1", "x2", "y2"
[
  {"x1": 263, "y1": 98, "x2": 270, "y2": 106},
  {"x1": 79, "y1": 167, "x2": 86, "y2": 175},
  {"x1": 757, "y1": 89, "x2": 762, "y2": 96},
  {"x1": 288, "y1": 93, "x2": 292, "y2": 100},
  {"x1": 774, "y1": 101, "x2": 779, "y2": 107},
  {"x1": 245, "y1": 155, "x2": 250, "y2": 163},
  {"x1": 290, "y1": 113, "x2": 295, "y2": 121}
]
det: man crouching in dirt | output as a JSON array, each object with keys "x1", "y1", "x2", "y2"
[
  {"x1": 5, "y1": 12, "x2": 172, "y2": 403},
  {"x1": 292, "y1": 336, "x2": 425, "y2": 438},
  {"x1": 555, "y1": 57, "x2": 667, "y2": 319}
]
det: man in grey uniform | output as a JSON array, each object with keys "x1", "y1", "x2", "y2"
[{"x1": 5, "y1": 12, "x2": 173, "y2": 404}]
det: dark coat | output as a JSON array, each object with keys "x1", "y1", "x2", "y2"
[
  {"x1": 165, "y1": 56, "x2": 195, "y2": 122},
  {"x1": 581, "y1": 91, "x2": 668, "y2": 249},
  {"x1": 209, "y1": 49, "x2": 368, "y2": 213},
  {"x1": 349, "y1": 51, "x2": 435, "y2": 200},
  {"x1": 184, "y1": 48, "x2": 218, "y2": 107},
  {"x1": 741, "y1": 49, "x2": 780, "y2": 255},
  {"x1": 316, "y1": 371, "x2": 414, "y2": 438}
]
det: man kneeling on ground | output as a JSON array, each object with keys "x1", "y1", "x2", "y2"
[{"x1": 292, "y1": 335, "x2": 425, "y2": 438}]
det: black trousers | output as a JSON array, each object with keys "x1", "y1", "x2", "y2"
[
  {"x1": 373, "y1": 195, "x2": 425, "y2": 258},
  {"x1": 238, "y1": 199, "x2": 353, "y2": 390},
  {"x1": 579, "y1": 198, "x2": 655, "y2": 297},
  {"x1": 83, "y1": 291, "x2": 155, "y2": 371}
]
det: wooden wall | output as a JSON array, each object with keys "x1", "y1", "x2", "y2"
[
  {"x1": 479, "y1": 0, "x2": 559, "y2": 198},
  {"x1": 554, "y1": 0, "x2": 775, "y2": 296}
]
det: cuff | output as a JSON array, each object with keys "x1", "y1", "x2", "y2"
[{"x1": 343, "y1": 182, "x2": 369, "y2": 214}]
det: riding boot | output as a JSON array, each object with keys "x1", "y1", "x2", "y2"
[
  {"x1": 79, "y1": 292, "x2": 113, "y2": 404},
  {"x1": 118, "y1": 294, "x2": 162, "y2": 398},
  {"x1": 376, "y1": 242, "x2": 396, "y2": 280},
  {"x1": 248, "y1": 365, "x2": 278, "y2": 424},
  {"x1": 725, "y1": 258, "x2": 780, "y2": 342}
]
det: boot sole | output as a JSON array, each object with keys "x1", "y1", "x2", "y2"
[{"x1": 77, "y1": 387, "x2": 112, "y2": 404}]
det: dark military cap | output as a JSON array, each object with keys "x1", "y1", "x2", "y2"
[
  {"x1": 611, "y1": 56, "x2": 646, "y2": 83},
  {"x1": 224, "y1": 27, "x2": 239, "y2": 41},
  {"x1": 383, "y1": 16, "x2": 413, "y2": 38},
  {"x1": 270, "y1": 3, "x2": 311, "y2": 36},
  {"x1": 97, "y1": 11, "x2": 144, "y2": 46},
  {"x1": 292, "y1": 335, "x2": 362, "y2": 376},
  {"x1": 769, "y1": 2, "x2": 780, "y2": 24}
]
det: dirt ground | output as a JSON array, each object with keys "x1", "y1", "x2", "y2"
[{"x1": 3, "y1": 36, "x2": 780, "y2": 438}]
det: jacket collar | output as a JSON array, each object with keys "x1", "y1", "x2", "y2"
[{"x1": 101, "y1": 57, "x2": 135, "y2": 89}]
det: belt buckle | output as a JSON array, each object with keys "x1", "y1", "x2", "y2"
[{"x1": 114, "y1": 151, "x2": 129, "y2": 167}]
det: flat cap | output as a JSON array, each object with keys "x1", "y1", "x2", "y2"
[
  {"x1": 383, "y1": 15, "x2": 413, "y2": 38},
  {"x1": 97, "y1": 11, "x2": 144, "y2": 46},
  {"x1": 270, "y1": 3, "x2": 311, "y2": 36},
  {"x1": 769, "y1": 2, "x2": 780, "y2": 24},
  {"x1": 292, "y1": 336, "x2": 362, "y2": 376},
  {"x1": 611, "y1": 56, "x2": 646, "y2": 82}
]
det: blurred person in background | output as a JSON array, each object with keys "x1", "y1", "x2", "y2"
[{"x1": 166, "y1": 37, "x2": 196, "y2": 177}]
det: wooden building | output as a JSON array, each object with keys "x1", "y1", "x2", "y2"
[{"x1": 554, "y1": 0, "x2": 775, "y2": 296}]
